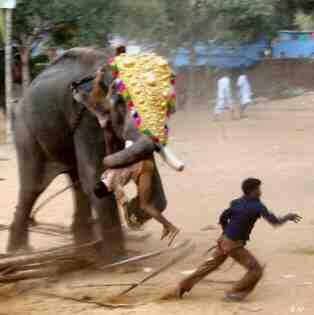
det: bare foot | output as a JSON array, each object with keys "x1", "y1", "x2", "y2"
[
  {"x1": 223, "y1": 292, "x2": 246, "y2": 302},
  {"x1": 161, "y1": 225, "x2": 180, "y2": 246},
  {"x1": 160, "y1": 286, "x2": 183, "y2": 301}
]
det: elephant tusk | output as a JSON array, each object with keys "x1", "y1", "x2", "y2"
[{"x1": 157, "y1": 145, "x2": 185, "y2": 172}]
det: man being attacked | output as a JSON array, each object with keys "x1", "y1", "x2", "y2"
[
  {"x1": 94, "y1": 140, "x2": 180, "y2": 246},
  {"x1": 165, "y1": 178, "x2": 301, "y2": 302}
]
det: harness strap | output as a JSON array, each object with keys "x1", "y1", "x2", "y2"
[{"x1": 71, "y1": 101, "x2": 87, "y2": 136}]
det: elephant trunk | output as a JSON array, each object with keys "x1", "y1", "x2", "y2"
[
  {"x1": 103, "y1": 136, "x2": 155, "y2": 169},
  {"x1": 103, "y1": 136, "x2": 185, "y2": 172},
  {"x1": 156, "y1": 145, "x2": 185, "y2": 172}
]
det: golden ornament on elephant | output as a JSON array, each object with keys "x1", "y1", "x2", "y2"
[{"x1": 109, "y1": 53, "x2": 176, "y2": 145}]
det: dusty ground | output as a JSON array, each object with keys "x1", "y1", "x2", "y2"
[{"x1": 1, "y1": 95, "x2": 314, "y2": 315}]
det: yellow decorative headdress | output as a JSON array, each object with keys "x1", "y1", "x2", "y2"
[{"x1": 109, "y1": 53, "x2": 176, "y2": 145}]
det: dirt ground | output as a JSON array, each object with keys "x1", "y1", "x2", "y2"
[{"x1": 1, "y1": 95, "x2": 314, "y2": 315}]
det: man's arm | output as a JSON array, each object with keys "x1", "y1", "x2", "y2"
[{"x1": 260, "y1": 204, "x2": 301, "y2": 226}]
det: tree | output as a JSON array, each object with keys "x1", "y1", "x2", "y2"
[
  {"x1": 13, "y1": 0, "x2": 117, "y2": 90},
  {"x1": 295, "y1": 12, "x2": 314, "y2": 31},
  {"x1": 113, "y1": 0, "x2": 283, "y2": 50},
  {"x1": 0, "y1": 9, "x2": 4, "y2": 46}
]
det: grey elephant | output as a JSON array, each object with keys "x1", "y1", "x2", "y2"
[{"x1": 8, "y1": 48, "x2": 183, "y2": 260}]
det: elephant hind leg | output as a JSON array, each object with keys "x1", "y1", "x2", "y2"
[
  {"x1": 7, "y1": 125, "x2": 54, "y2": 252},
  {"x1": 8, "y1": 186, "x2": 44, "y2": 252}
]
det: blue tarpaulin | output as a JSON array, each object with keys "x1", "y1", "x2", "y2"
[
  {"x1": 273, "y1": 40, "x2": 314, "y2": 58},
  {"x1": 172, "y1": 40, "x2": 268, "y2": 69},
  {"x1": 272, "y1": 31, "x2": 314, "y2": 58}
]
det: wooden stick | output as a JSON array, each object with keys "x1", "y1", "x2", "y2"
[
  {"x1": 0, "y1": 242, "x2": 78, "y2": 261},
  {"x1": 0, "y1": 259, "x2": 89, "y2": 283},
  {"x1": 0, "y1": 267, "x2": 56, "y2": 282},
  {"x1": 38, "y1": 291, "x2": 133, "y2": 309},
  {"x1": 30, "y1": 221, "x2": 71, "y2": 234},
  {"x1": 0, "y1": 253, "x2": 14, "y2": 259},
  {"x1": 202, "y1": 245, "x2": 218, "y2": 257},
  {"x1": 30, "y1": 183, "x2": 77, "y2": 219},
  {"x1": 0, "y1": 224, "x2": 11, "y2": 232},
  {"x1": 3, "y1": 258, "x2": 77, "y2": 274},
  {"x1": 30, "y1": 225, "x2": 71, "y2": 237},
  {"x1": 68, "y1": 282, "x2": 156, "y2": 289},
  {"x1": 113, "y1": 242, "x2": 196, "y2": 298},
  {"x1": 0, "y1": 240, "x2": 102, "y2": 271},
  {"x1": 200, "y1": 224, "x2": 218, "y2": 231},
  {"x1": 100, "y1": 239, "x2": 192, "y2": 270},
  {"x1": 0, "y1": 223, "x2": 69, "y2": 238},
  {"x1": 27, "y1": 220, "x2": 152, "y2": 242}
]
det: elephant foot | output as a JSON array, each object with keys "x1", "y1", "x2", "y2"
[
  {"x1": 72, "y1": 221, "x2": 95, "y2": 246},
  {"x1": 95, "y1": 242, "x2": 126, "y2": 264},
  {"x1": 7, "y1": 224, "x2": 31, "y2": 253},
  {"x1": 7, "y1": 244, "x2": 34, "y2": 255},
  {"x1": 93, "y1": 226, "x2": 126, "y2": 264}
]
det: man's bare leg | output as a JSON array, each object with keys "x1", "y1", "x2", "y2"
[{"x1": 138, "y1": 167, "x2": 179, "y2": 246}]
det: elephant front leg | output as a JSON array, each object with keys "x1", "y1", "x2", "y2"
[
  {"x1": 68, "y1": 171, "x2": 95, "y2": 245},
  {"x1": 71, "y1": 182, "x2": 95, "y2": 245},
  {"x1": 73, "y1": 128, "x2": 125, "y2": 262},
  {"x1": 92, "y1": 192, "x2": 125, "y2": 262}
]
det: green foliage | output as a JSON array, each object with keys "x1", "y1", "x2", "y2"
[
  {"x1": 13, "y1": 0, "x2": 117, "y2": 47},
  {"x1": 208, "y1": 0, "x2": 278, "y2": 41},
  {"x1": 12, "y1": 0, "x2": 314, "y2": 55},
  {"x1": 111, "y1": 0, "x2": 287, "y2": 49},
  {"x1": 295, "y1": 12, "x2": 314, "y2": 31}
]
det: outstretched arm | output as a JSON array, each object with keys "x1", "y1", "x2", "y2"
[{"x1": 261, "y1": 205, "x2": 302, "y2": 226}]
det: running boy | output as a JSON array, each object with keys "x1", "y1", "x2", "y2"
[{"x1": 166, "y1": 178, "x2": 301, "y2": 301}]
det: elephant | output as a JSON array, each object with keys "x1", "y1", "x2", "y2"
[{"x1": 8, "y1": 47, "x2": 183, "y2": 261}]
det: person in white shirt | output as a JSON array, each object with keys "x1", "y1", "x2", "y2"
[
  {"x1": 214, "y1": 71, "x2": 234, "y2": 119},
  {"x1": 237, "y1": 71, "x2": 252, "y2": 118}
]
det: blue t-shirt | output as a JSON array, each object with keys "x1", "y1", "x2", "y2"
[{"x1": 219, "y1": 197, "x2": 281, "y2": 242}]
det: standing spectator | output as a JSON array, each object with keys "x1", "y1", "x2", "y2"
[
  {"x1": 237, "y1": 70, "x2": 252, "y2": 118},
  {"x1": 214, "y1": 71, "x2": 234, "y2": 119}
]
